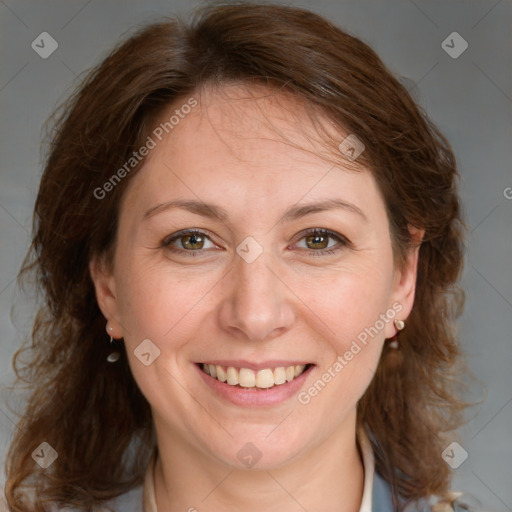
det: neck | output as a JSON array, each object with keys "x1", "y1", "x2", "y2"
[{"x1": 153, "y1": 412, "x2": 365, "y2": 512}]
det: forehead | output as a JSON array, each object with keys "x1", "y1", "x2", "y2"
[
  {"x1": 160, "y1": 83, "x2": 344, "y2": 164},
  {"x1": 120, "y1": 83, "x2": 382, "y2": 220}
]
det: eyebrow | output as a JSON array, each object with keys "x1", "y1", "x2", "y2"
[{"x1": 143, "y1": 198, "x2": 367, "y2": 223}]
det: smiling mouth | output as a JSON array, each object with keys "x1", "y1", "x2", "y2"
[{"x1": 199, "y1": 363, "x2": 312, "y2": 390}]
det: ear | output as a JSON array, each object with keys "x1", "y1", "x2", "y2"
[
  {"x1": 89, "y1": 255, "x2": 124, "y2": 339},
  {"x1": 384, "y1": 226, "x2": 424, "y2": 339}
]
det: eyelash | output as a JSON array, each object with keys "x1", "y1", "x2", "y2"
[{"x1": 161, "y1": 228, "x2": 351, "y2": 258}]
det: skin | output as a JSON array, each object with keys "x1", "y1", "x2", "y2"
[{"x1": 91, "y1": 84, "x2": 423, "y2": 512}]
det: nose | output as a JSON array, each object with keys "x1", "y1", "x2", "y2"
[{"x1": 218, "y1": 249, "x2": 295, "y2": 342}]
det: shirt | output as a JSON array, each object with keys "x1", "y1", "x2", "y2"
[{"x1": 38, "y1": 428, "x2": 477, "y2": 511}]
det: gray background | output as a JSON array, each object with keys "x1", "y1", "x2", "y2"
[{"x1": 1, "y1": 0, "x2": 511, "y2": 510}]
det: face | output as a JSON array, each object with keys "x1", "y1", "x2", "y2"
[{"x1": 91, "y1": 84, "x2": 420, "y2": 470}]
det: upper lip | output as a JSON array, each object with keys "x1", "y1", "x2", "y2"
[{"x1": 198, "y1": 360, "x2": 313, "y2": 371}]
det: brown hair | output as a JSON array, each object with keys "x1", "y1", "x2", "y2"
[{"x1": 5, "y1": 2, "x2": 468, "y2": 510}]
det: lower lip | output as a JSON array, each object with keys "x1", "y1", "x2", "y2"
[{"x1": 196, "y1": 364, "x2": 314, "y2": 407}]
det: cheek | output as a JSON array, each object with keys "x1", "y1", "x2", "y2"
[
  {"x1": 113, "y1": 255, "x2": 221, "y2": 345},
  {"x1": 295, "y1": 270, "x2": 392, "y2": 418},
  {"x1": 301, "y1": 262, "x2": 394, "y2": 346}
]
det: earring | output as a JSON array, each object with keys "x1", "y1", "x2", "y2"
[
  {"x1": 388, "y1": 319, "x2": 405, "y2": 350},
  {"x1": 106, "y1": 324, "x2": 120, "y2": 363},
  {"x1": 394, "y1": 319, "x2": 405, "y2": 331}
]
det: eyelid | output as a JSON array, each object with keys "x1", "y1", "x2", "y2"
[
  {"x1": 162, "y1": 228, "x2": 352, "y2": 256},
  {"x1": 162, "y1": 228, "x2": 219, "y2": 247},
  {"x1": 292, "y1": 228, "x2": 352, "y2": 248}
]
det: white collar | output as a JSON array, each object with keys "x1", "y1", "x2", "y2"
[
  {"x1": 357, "y1": 425, "x2": 376, "y2": 512},
  {"x1": 143, "y1": 426, "x2": 375, "y2": 512}
]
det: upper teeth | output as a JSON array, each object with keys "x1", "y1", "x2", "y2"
[{"x1": 201, "y1": 364, "x2": 307, "y2": 389}]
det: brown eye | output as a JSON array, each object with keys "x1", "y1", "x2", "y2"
[
  {"x1": 294, "y1": 228, "x2": 351, "y2": 257},
  {"x1": 162, "y1": 230, "x2": 217, "y2": 255},
  {"x1": 181, "y1": 233, "x2": 205, "y2": 250},
  {"x1": 305, "y1": 232, "x2": 330, "y2": 250}
]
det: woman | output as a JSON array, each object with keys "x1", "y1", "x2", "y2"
[{"x1": 5, "y1": 2, "x2": 476, "y2": 511}]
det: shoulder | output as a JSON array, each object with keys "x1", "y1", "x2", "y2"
[
  {"x1": 372, "y1": 471, "x2": 394, "y2": 512},
  {"x1": 372, "y1": 471, "x2": 491, "y2": 512},
  {"x1": 41, "y1": 485, "x2": 144, "y2": 512},
  {"x1": 403, "y1": 490, "x2": 492, "y2": 512},
  {"x1": 407, "y1": 494, "x2": 487, "y2": 512},
  {"x1": 94, "y1": 484, "x2": 144, "y2": 512}
]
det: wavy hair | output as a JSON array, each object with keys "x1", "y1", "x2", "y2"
[{"x1": 5, "y1": 2, "x2": 468, "y2": 510}]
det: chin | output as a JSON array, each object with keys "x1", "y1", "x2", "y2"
[{"x1": 204, "y1": 425, "x2": 308, "y2": 471}]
